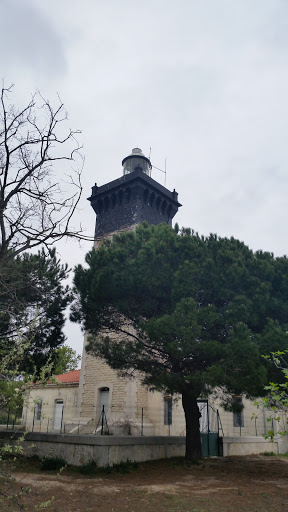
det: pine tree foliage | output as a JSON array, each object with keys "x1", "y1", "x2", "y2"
[
  {"x1": 0, "y1": 248, "x2": 71, "y2": 375},
  {"x1": 53, "y1": 345, "x2": 81, "y2": 375},
  {"x1": 0, "y1": 83, "x2": 86, "y2": 376},
  {"x1": 72, "y1": 223, "x2": 288, "y2": 459}
]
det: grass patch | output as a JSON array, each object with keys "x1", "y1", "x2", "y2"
[{"x1": 260, "y1": 451, "x2": 276, "y2": 456}]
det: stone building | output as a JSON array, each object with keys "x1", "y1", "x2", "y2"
[
  {"x1": 23, "y1": 370, "x2": 80, "y2": 433},
  {"x1": 23, "y1": 148, "x2": 282, "y2": 448}
]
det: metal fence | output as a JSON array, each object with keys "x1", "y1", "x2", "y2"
[
  {"x1": 0, "y1": 407, "x2": 23, "y2": 431},
  {"x1": 1, "y1": 402, "x2": 278, "y2": 439}
]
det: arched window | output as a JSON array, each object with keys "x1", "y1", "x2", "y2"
[
  {"x1": 232, "y1": 396, "x2": 244, "y2": 428},
  {"x1": 164, "y1": 396, "x2": 172, "y2": 425},
  {"x1": 36, "y1": 399, "x2": 42, "y2": 421},
  {"x1": 98, "y1": 387, "x2": 110, "y2": 419}
]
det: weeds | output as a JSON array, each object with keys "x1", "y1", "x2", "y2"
[
  {"x1": 40, "y1": 456, "x2": 67, "y2": 471},
  {"x1": 71, "y1": 458, "x2": 139, "y2": 476},
  {"x1": 112, "y1": 459, "x2": 138, "y2": 474},
  {"x1": 77, "y1": 461, "x2": 98, "y2": 475}
]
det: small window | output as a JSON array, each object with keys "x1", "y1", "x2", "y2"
[
  {"x1": 232, "y1": 396, "x2": 244, "y2": 427},
  {"x1": 36, "y1": 400, "x2": 42, "y2": 421},
  {"x1": 164, "y1": 396, "x2": 172, "y2": 425}
]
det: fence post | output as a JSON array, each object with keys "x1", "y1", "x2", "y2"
[
  {"x1": 32, "y1": 407, "x2": 36, "y2": 432},
  {"x1": 216, "y1": 409, "x2": 220, "y2": 457},
  {"x1": 60, "y1": 406, "x2": 64, "y2": 433},
  {"x1": 141, "y1": 408, "x2": 144, "y2": 436},
  {"x1": 263, "y1": 406, "x2": 267, "y2": 435},
  {"x1": 101, "y1": 405, "x2": 104, "y2": 435},
  {"x1": 207, "y1": 403, "x2": 210, "y2": 457}
]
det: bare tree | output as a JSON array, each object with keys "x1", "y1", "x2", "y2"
[{"x1": 0, "y1": 84, "x2": 84, "y2": 264}]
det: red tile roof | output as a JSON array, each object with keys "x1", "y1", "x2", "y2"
[{"x1": 56, "y1": 369, "x2": 81, "y2": 384}]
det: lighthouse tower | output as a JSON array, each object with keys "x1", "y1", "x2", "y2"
[{"x1": 76, "y1": 148, "x2": 181, "y2": 433}]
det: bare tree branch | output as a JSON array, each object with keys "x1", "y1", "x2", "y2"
[{"x1": 0, "y1": 84, "x2": 92, "y2": 265}]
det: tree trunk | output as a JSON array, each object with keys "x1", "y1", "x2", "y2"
[{"x1": 182, "y1": 389, "x2": 202, "y2": 460}]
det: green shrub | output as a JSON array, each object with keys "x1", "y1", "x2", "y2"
[
  {"x1": 40, "y1": 456, "x2": 67, "y2": 471},
  {"x1": 77, "y1": 460, "x2": 98, "y2": 475},
  {"x1": 112, "y1": 459, "x2": 138, "y2": 474},
  {"x1": 261, "y1": 451, "x2": 276, "y2": 456},
  {"x1": 29, "y1": 453, "x2": 40, "y2": 461}
]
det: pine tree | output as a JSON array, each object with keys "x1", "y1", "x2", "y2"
[
  {"x1": 72, "y1": 223, "x2": 288, "y2": 460},
  {"x1": 0, "y1": 248, "x2": 71, "y2": 375}
]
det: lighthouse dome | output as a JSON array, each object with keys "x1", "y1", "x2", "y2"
[{"x1": 122, "y1": 147, "x2": 152, "y2": 176}]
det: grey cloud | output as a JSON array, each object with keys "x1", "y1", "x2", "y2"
[{"x1": 0, "y1": 0, "x2": 67, "y2": 81}]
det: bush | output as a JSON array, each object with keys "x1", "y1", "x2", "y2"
[
  {"x1": 40, "y1": 456, "x2": 67, "y2": 471},
  {"x1": 112, "y1": 459, "x2": 138, "y2": 474},
  {"x1": 77, "y1": 460, "x2": 98, "y2": 475}
]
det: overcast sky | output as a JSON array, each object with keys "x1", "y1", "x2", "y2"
[{"x1": 2, "y1": 0, "x2": 288, "y2": 355}]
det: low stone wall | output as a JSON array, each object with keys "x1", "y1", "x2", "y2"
[
  {"x1": 0, "y1": 432, "x2": 281, "y2": 465},
  {"x1": 223, "y1": 436, "x2": 278, "y2": 456},
  {"x1": 1, "y1": 432, "x2": 186, "y2": 466}
]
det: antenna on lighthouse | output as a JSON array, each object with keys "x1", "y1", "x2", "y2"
[{"x1": 151, "y1": 159, "x2": 167, "y2": 187}]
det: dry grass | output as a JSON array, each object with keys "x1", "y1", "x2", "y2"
[{"x1": 1, "y1": 455, "x2": 288, "y2": 511}]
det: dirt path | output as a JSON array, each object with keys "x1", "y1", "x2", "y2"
[{"x1": 4, "y1": 456, "x2": 288, "y2": 511}]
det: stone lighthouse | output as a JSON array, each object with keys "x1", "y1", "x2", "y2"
[{"x1": 76, "y1": 148, "x2": 181, "y2": 433}]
